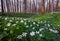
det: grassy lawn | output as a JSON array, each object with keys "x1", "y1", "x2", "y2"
[{"x1": 0, "y1": 12, "x2": 60, "y2": 41}]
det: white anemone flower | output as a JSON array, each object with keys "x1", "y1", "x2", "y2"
[
  {"x1": 10, "y1": 30, "x2": 13, "y2": 34},
  {"x1": 9, "y1": 20, "x2": 13, "y2": 22},
  {"x1": 37, "y1": 24, "x2": 39, "y2": 26},
  {"x1": 48, "y1": 24, "x2": 50, "y2": 27},
  {"x1": 4, "y1": 28, "x2": 8, "y2": 30},
  {"x1": 39, "y1": 28, "x2": 44, "y2": 32},
  {"x1": 40, "y1": 21, "x2": 43, "y2": 23},
  {"x1": 17, "y1": 35, "x2": 22, "y2": 39},
  {"x1": 24, "y1": 22, "x2": 27, "y2": 25},
  {"x1": 12, "y1": 24, "x2": 16, "y2": 26},
  {"x1": 30, "y1": 24, "x2": 32, "y2": 27},
  {"x1": 17, "y1": 18, "x2": 19, "y2": 20},
  {"x1": 36, "y1": 31, "x2": 39, "y2": 34},
  {"x1": 7, "y1": 23, "x2": 11, "y2": 26},
  {"x1": 33, "y1": 22, "x2": 36, "y2": 24},
  {"x1": 28, "y1": 20, "x2": 30, "y2": 22},
  {"x1": 16, "y1": 21, "x2": 19, "y2": 24},
  {"x1": 58, "y1": 25, "x2": 60, "y2": 26},
  {"x1": 22, "y1": 32, "x2": 27, "y2": 37},
  {"x1": 49, "y1": 28, "x2": 54, "y2": 32},
  {"x1": 26, "y1": 25, "x2": 29, "y2": 28},
  {"x1": 24, "y1": 19, "x2": 27, "y2": 21},
  {"x1": 32, "y1": 27, "x2": 35, "y2": 30},
  {"x1": 30, "y1": 31, "x2": 35, "y2": 36},
  {"x1": 49, "y1": 28, "x2": 58, "y2": 33},
  {"x1": 20, "y1": 20, "x2": 24, "y2": 23},
  {"x1": 54, "y1": 30, "x2": 58, "y2": 33},
  {"x1": 5, "y1": 17, "x2": 8, "y2": 20},
  {"x1": 39, "y1": 34, "x2": 43, "y2": 37}
]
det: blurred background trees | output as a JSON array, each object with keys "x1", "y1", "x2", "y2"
[{"x1": 1, "y1": 0, "x2": 60, "y2": 14}]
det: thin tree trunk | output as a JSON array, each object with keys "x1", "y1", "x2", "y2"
[
  {"x1": 55, "y1": 0, "x2": 59, "y2": 12},
  {"x1": 41, "y1": 0, "x2": 45, "y2": 14},
  {"x1": 30, "y1": 0, "x2": 31, "y2": 13},
  {"x1": 23, "y1": 0, "x2": 27, "y2": 13},
  {"x1": 33, "y1": 0, "x2": 36, "y2": 13},
  {"x1": 1, "y1": 0, "x2": 4, "y2": 15},
  {"x1": 6, "y1": 0, "x2": 10, "y2": 12},
  {"x1": 51, "y1": 0, "x2": 54, "y2": 14},
  {"x1": 17, "y1": 0, "x2": 19, "y2": 12},
  {"x1": 20, "y1": 0, "x2": 21, "y2": 13}
]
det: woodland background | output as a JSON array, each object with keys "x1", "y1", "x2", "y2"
[{"x1": 1, "y1": 0, "x2": 60, "y2": 14}]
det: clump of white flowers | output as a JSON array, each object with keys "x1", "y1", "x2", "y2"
[
  {"x1": 24, "y1": 22, "x2": 27, "y2": 25},
  {"x1": 33, "y1": 22, "x2": 36, "y2": 24},
  {"x1": 58, "y1": 25, "x2": 60, "y2": 26},
  {"x1": 17, "y1": 18, "x2": 19, "y2": 20},
  {"x1": 22, "y1": 32, "x2": 27, "y2": 37},
  {"x1": 48, "y1": 24, "x2": 50, "y2": 27},
  {"x1": 30, "y1": 24, "x2": 32, "y2": 27},
  {"x1": 26, "y1": 25, "x2": 29, "y2": 28},
  {"x1": 10, "y1": 30, "x2": 13, "y2": 34},
  {"x1": 12, "y1": 24, "x2": 16, "y2": 26},
  {"x1": 20, "y1": 20, "x2": 24, "y2": 23},
  {"x1": 1, "y1": 17, "x2": 60, "y2": 40},
  {"x1": 28, "y1": 20, "x2": 30, "y2": 22},
  {"x1": 4, "y1": 28, "x2": 8, "y2": 30},
  {"x1": 39, "y1": 34, "x2": 43, "y2": 37},
  {"x1": 32, "y1": 27, "x2": 35, "y2": 30},
  {"x1": 40, "y1": 21, "x2": 43, "y2": 23},
  {"x1": 39, "y1": 28, "x2": 44, "y2": 32},
  {"x1": 36, "y1": 31, "x2": 39, "y2": 34},
  {"x1": 5, "y1": 17, "x2": 8, "y2": 20},
  {"x1": 7, "y1": 23, "x2": 11, "y2": 26},
  {"x1": 16, "y1": 21, "x2": 19, "y2": 24},
  {"x1": 49, "y1": 28, "x2": 58, "y2": 33},
  {"x1": 24, "y1": 19, "x2": 27, "y2": 21},
  {"x1": 12, "y1": 17, "x2": 14, "y2": 20},
  {"x1": 17, "y1": 35, "x2": 22, "y2": 39},
  {"x1": 30, "y1": 31, "x2": 35, "y2": 36},
  {"x1": 9, "y1": 20, "x2": 13, "y2": 22},
  {"x1": 36, "y1": 24, "x2": 39, "y2": 26}
]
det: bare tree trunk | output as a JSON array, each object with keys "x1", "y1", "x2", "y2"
[
  {"x1": 13, "y1": 0, "x2": 15, "y2": 12},
  {"x1": 36, "y1": 0, "x2": 37, "y2": 14},
  {"x1": 33, "y1": 0, "x2": 36, "y2": 13},
  {"x1": 6, "y1": 0, "x2": 10, "y2": 12},
  {"x1": 11, "y1": 0, "x2": 13, "y2": 12},
  {"x1": 51, "y1": 0, "x2": 54, "y2": 14},
  {"x1": 30, "y1": 0, "x2": 31, "y2": 13},
  {"x1": 41, "y1": 0, "x2": 45, "y2": 14},
  {"x1": 1, "y1": 0, "x2": 4, "y2": 15},
  {"x1": 17, "y1": 0, "x2": 19, "y2": 12},
  {"x1": 55, "y1": 0, "x2": 59, "y2": 12},
  {"x1": 20, "y1": 0, "x2": 21, "y2": 13},
  {"x1": 23, "y1": 0, "x2": 27, "y2": 13},
  {"x1": 48, "y1": 0, "x2": 51, "y2": 12}
]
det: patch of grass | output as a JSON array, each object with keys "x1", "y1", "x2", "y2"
[
  {"x1": 0, "y1": 12, "x2": 37, "y2": 18},
  {"x1": 32, "y1": 13, "x2": 60, "y2": 29}
]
